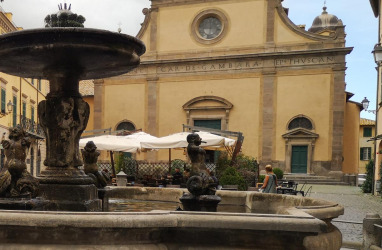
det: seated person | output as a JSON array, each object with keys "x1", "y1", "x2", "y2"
[{"x1": 172, "y1": 167, "x2": 183, "y2": 185}]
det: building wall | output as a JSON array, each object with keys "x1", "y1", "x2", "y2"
[
  {"x1": 95, "y1": 0, "x2": 358, "y2": 176},
  {"x1": 342, "y1": 102, "x2": 361, "y2": 174},
  {"x1": 369, "y1": 0, "x2": 382, "y2": 194},
  {"x1": 0, "y1": 8, "x2": 48, "y2": 176},
  {"x1": 358, "y1": 123, "x2": 375, "y2": 174},
  {"x1": 83, "y1": 96, "x2": 94, "y2": 132}
]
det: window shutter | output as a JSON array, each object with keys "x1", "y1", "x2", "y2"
[
  {"x1": 360, "y1": 148, "x2": 364, "y2": 160},
  {"x1": 1, "y1": 89, "x2": 5, "y2": 113}
]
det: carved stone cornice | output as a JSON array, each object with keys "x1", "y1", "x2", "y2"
[
  {"x1": 136, "y1": 8, "x2": 151, "y2": 39},
  {"x1": 275, "y1": 1, "x2": 345, "y2": 42},
  {"x1": 119, "y1": 47, "x2": 351, "y2": 79},
  {"x1": 151, "y1": 0, "x2": 236, "y2": 8},
  {"x1": 142, "y1": 47, "x2": 353, "y2": 65},
  {"x1": 0, "y1": 13, "x2": 17, "y2": 33},
  {"x1": 282, "y1": 128, "x2": 319, "y2": 140}
]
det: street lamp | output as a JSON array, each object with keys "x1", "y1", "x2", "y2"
[
  {"x1": 361, "y1": 97, "x2": 377, "y2": 114},
  {"x1": 372, "y1": 43, "x2": 382, "y2": 64},
  {"x1": 0, "y1": 100, "x2": 13, "y2": 118}
]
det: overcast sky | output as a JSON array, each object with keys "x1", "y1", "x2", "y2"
[{"x1": 0, "y1": 0, "x2": 378, "y2": 120}]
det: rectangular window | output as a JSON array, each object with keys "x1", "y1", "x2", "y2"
[
  {"x1": 360, "y1": 147, "x2": 372, "y2": 161},
  {"x1": 31, "y1": 79, "x2": 34, "y2": 85},
  {"x1": 1, "y1": 88, "x2": 5, "y2": 113},
  {"x1": 38, "y1": 79, "x2": 41, "y2": 91},
  {"x1": 22, "y1": 101, "x2": 26, "y2": 118},
  {"x1": 12, "y1": 95, "x2": 17, "y2": 127},
  {"x1": 363, "y1": 127, "x2": 372, "y2": 137}
]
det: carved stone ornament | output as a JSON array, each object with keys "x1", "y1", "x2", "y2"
[
  {"x1": 186, "y1": 133, "x2": 216, "y2": 196},
  {"x1": 81, "y1": 141, "x2": 110, "y2": 188},
  {"x1": 0, "y1": 126, "x2": 39, "y2": 198},
  {"x1": 39, "y1": 96, "x2": 89, "y2": 168}
]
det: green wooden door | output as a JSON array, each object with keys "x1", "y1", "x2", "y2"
[{"x1": 291, "y1": 146, "x2": 308, "y2": 173}]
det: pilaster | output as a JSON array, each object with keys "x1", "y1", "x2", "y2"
[{"x1": 93, "y1": 79, "x2": 104, "y2": 130}]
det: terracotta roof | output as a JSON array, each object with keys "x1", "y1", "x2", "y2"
[
  {"x1": 79, "y1": 80, "x2": 94, "y2": 96},
  {"x1": 360, "y1": 118, "x2": 375, "y2": 126}
]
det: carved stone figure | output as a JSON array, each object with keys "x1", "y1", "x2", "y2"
[
  {"x1": 81, "y1": 141, "x2": 110, "y2": 188},
  {"x1": 38, "y1": 95, "x2": 89, "y2": 168},
  {"x1": 185, "y1": 133, "x2": 217, "y2": 196},
  {"x1": 0, "y1": 126, "x2": 39, "y2": 198}
]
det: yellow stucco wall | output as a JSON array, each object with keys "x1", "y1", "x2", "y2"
[
  {"x1": 155, "y1": 75, "x2": 260, "y2": 160},
  {"x1": 275, "y1": 73, "x2": 331, "y2": 161},
  {"x1": 0, "y1": 73, "x2": 48, "y2": 128},
  {"x1": 103, "y1": 81, "x2": 146, "y2": 131},
  {"x1": 342, "y1": 102, "x2": 360, "y2": 174},
  {"x1": 274, "y1": 12, "x2": 316, "y2": 44},
  {"x1": 156, "y1": 0, "x2": 265, "y2": 52},
  {"x1": 358, "y1": 123, "x2": 375, "y2": 174}
]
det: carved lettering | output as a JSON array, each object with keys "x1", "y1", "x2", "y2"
[{"x1": 275, "y1": 56, "x2": 335, "y2": 66}]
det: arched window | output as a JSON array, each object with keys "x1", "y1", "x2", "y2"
[
  {"x1": 116, "y1": 121, "x2": 136, "y2": 131},
  {"x1": 288, "y1": 116, "x2": 313, "y2": 130}
]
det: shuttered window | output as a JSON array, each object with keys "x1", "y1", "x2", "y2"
[
  {"x1": 1, "y1": 89, "x2": 5, "y2": 113},
  {"x1": 363, "y1": 127, "x2": 372, "y2": 137},
  {"x1": 360, "y1": 147, "x2": 372, "y2": 161}
]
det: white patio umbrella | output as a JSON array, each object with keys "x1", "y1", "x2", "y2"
[
  {"x1": 79, "y1": 135, "x2": 140, "y2": 153},
  {"x1": 140, "y1": 131, "x2": 235, "y2": 150}
]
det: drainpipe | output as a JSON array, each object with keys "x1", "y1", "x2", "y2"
[{"x1": 19, "y1": 77, "x2": 22, "y2": 124}]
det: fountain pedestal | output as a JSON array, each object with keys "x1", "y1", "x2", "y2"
[{"x1": 0, "y1": 28, "x2": 145, "y2": 211}]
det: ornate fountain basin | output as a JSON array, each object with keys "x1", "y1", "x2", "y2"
[
  {"x1": 0, "y1": 188, "x2": 344, "y2": 249},
  {"x1": 0, "y1": 28, "x2": 145, "y2": 80}
]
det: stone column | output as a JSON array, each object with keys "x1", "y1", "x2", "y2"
[
  {"x1": 261, "y1": 71, "x2": 276, "y2": 165},
  {"x1": 37, "y1": 76, "x2": 101, "y2": 211},
  {"x1": 146, "y1": 77, "x2": 159, "y2": 161}
]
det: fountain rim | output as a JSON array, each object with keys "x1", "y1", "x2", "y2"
[{"x1": 0, "y1": 27, "x2": 146, "y2": 57}]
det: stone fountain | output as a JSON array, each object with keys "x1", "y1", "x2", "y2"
[
  {"x1": 0, "y1": 27, "x2": 145, "y2": 211},
  {"x1": 0, "y1": 28, "x2": 344, "y2": 249}
]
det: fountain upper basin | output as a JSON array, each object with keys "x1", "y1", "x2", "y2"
[{"x1": 0, "y1": 28, "x2": 146, "y2": 80}]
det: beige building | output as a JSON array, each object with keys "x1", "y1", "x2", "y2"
[
  {"x1": 370, "y1": 0, "x2": 382, "y2": 194},
  {"x1": 91, "y1": 0, "x2": 361, "y2": 177},
  {"x1": 359, "y1": 118, "x2": 375, "y2": 174},
  {"x1": 0, "y1": 7, "x2": 49, "y2": 176}
]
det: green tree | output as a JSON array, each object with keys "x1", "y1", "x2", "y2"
[
  {"x1": 362, "y1": 159, "x2": 374, "y2": 193},
  {"x1": 273, "y1": 168, "x2": 284, "y2": 180},
  {"x1": 219, "y1": 167, "x2": 247, "y2": 191}
]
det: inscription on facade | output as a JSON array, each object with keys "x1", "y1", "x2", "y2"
[
  {"x1": 127, "y1": 56, "x2": 336, "y2": 75},
  {"x1": 157, "y1": 61, "x2": 263, "y2": 74},
  {"x1": 274, "y1": 56, "x2": 335, "y2": 66}
]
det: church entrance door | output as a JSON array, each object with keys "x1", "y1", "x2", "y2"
[{"x1": 291, "y1": 146, "x2": 308, "y2": 173}]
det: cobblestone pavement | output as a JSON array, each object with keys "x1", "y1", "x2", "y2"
[{"x1": 304, "y1": 184, "x2": 382, "y2": 243}]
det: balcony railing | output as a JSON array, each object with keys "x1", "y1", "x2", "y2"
[{"x1": 20, "y1": 115, "x2": 45, "y2": 139}]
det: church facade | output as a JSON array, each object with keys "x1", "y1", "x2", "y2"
[{"x1": 93, "y1": 0, "x2": 361, "y2": 176}]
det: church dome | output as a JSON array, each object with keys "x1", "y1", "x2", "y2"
[{"x1": 308, "y1": 7, "x2": 342, "y2": 33}]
